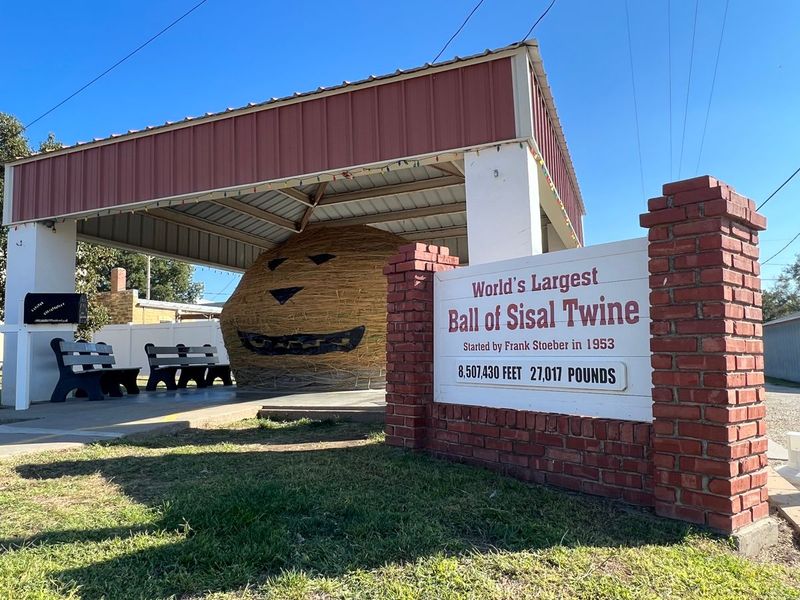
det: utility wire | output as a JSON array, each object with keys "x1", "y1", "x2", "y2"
[
  {"x1": 520, "y1": 0, "x2": 557, "y2": 42},
  {"x1": 677, "y1": 0, "x2": 699, "y2": 178},
  {"x1": 432, "y1": 0, "x2": 486, "y2": 63},
  {"x1": 757, "y1": 165, "x2": 800, "y2": 211},
  {"x1": 694, "y1": 0, "x2": 729, "y2": 174},
  {"x1": 624, "y1": 0, "x2": 646, "y2": 201},
  {"x1": 763, "y1": 232, "x2": 800, "y2": 265},
  {"x1": 667, "y1": 0, "x2": 673, "y2": 180},
  {"x1": 24, "y1": 0, "x2": 209, "y2": 131}
]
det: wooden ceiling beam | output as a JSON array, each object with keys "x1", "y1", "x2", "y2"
[
  {"x1": 310, "y1": 203, "x2": 465, "y2": 228},
  {"x1": 149, "y1": 208, "x2": 275, "y2": 249},
  {"x1": 209, "y1": 197, "x2": 299, "y2": 232},
  {"x1": 317, "y1": 175, "x2": 463, "y2": 207}
]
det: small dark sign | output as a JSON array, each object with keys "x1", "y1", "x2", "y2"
[{"x1": 23, "y1": 293, "x2": 88, "y2": 325}]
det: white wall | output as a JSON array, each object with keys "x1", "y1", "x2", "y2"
[
  {"x1": 3, "y1": 222, "x2": 77, "y2": 408},
  {"x1": 464, "y1": 142, "x2": 543, "y2": 265},
  {"x1": 93, "y1": 321, "x2": 228, "y2": 375}
]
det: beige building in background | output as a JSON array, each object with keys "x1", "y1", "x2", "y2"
[{"x1": 96, "y1": 267, "x2": 221, "y2": 325}]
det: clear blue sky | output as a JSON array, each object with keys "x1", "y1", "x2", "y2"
[{"x1": 4, "y1": 0, "x2": 799, "y2": 300}]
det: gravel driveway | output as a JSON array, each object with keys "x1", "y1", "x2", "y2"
[{"x1": 766, "y1": 383, "x2": 800, "y2": 448}]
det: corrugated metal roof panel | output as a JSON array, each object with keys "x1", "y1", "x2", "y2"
[
  {"x1": 11, "y1": 57, "x2": 515, "y2": 223},
  {"x1": 77, "y1": 213, "x2": 262, "y2": 271}
]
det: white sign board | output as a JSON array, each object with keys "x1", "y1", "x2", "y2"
[{"x1": 434, "y1": 237, "x2": 652, "y2": 422}]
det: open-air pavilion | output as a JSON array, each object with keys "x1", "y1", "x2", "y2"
[{"x1": 2, "y1": 40, "x2": 585, "y2": 410}]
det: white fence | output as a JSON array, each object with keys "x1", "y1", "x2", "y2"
[{"x1": 93, "y1": 321, "x2": 228, "y2": 375}]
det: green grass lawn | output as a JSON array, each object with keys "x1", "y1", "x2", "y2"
[{"x1": 0, "y1": 418, "x2": 797, "y2": 599}]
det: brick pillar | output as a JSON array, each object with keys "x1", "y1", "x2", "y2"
[
  {"x1": 383, "y1": 243, "x2": 459, "y2": 448},
  {"x1": 110, "y1": 267, "x2": 127, "y2": 293},
  {"x1": 640, "y1": 176, "x2": 768, "y2": 533}
]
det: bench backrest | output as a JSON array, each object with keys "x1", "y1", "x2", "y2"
[
  {"x1": 144, "y1": 343, "x2": 219, "y2": 368},
  {"x1": 51, "y1": 338, "x2": 116, "y2": 373}
]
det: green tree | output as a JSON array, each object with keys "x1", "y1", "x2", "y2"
[
  {"x1": 763, "y1": 254, "x2": 800, "y2": 322},
  {"x1": 94, "y1": 251, "x2": 204, "y2": 303},
  {"x1": 0, "y1": 113, "x2": 32, "y2": 320}
]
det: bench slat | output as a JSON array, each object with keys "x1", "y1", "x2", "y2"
[
  {"x1": 60, "y1": 341, "x2": 112, "y2": 353},
  {"x1": 63, "y1": 355, "x2": 117, "y2": 366},
  {"x1": 149, "y1": 356, "x2": 217, "y2": 366},
  {"x1": 147, "y1": 346, "x2": 217, "y2": 355}
]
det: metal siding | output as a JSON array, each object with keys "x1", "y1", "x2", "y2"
[
  {"x1": 530, "y1": 71, "x2": 584, "y2": 245},
  {"x1": 764, "y1": 319, "x2": 800, "y2": 383},
  {"x1": 12, "y1": 58, "x2": 515, "y2": 222},
  {"x1": 302, "y1": 98, "x2": 327, "y2": 174},
  {"x1": 255, "y1": 109, "x2": 279, "y2": 181},
  {"x1": 377, "y1": 82, "x2": 406, "y2": 159},
  {"x1": 404, "y1": 76, "x2": 433, "y2": 155},
  {"x1": 234, "y1": 113, "x2": 257, "y2": 185}
]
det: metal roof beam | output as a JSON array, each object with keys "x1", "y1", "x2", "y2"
[
  {"x1": 149, "y1": 208, "x2": 275, "y2": 250},
  {"x1": 429, "y1": 162, "x2": 465, "y2": 178},
  {"x1": 318, "y1": 175, "x2": 463, "y2": 207},
  {"x1": 209, "y1": 197, "x2": 299, "y2": 232},
  {"x1": 275, "y1": 187, "x2": 314, "y2": 206},
  {"x1": 312, "y1": 202, "x2": 465, "y2": 228},
  {"x1": 298, "y1": 182, "x2": 328, "y2": 232},
  {"x1": 402, "y1": 226, "x2": 467, "y2": 240}
]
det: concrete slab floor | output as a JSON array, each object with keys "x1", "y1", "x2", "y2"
[{"x1": 0, "y1": 387, "x2": 386, "y2": 459}]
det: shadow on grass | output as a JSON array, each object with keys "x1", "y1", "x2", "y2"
[
  {"x1": 117, "y1": 419, "x2": 373, "y2": 449},
  {"x1": 10, "y1": 420, "x2": 694, "y2": 599}
]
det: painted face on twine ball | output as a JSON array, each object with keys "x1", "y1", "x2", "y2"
[{"x1": 220, "y1": 225, "x2": 405, "y2": 389}]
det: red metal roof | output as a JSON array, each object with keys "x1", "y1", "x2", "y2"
[
  {"x1": 10, "y1": 58, "x2": 515, "y2": 223},
  {"x1": 6, "y1": 41, "x2": 585, "y2": 246}
]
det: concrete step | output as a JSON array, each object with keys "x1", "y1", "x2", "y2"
[{"x1": 257, "y1": 406, "x2": 385, "y2": 423}]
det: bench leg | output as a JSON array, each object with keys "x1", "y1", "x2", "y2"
[
  {"x1": 50, "y1": 379, "x2": 74, "y2": 403},
  {"x1": 102, "y1": 377, "x2": 124, "y2": 398},
  {"x1": 146, "y1": 369, "x2": 177, "y2": 392},
  {"x1": 178, "y1": 367, "x2": 207, "y2": 389},
  {"x1": 79, "y1": 377, "x2": 106, "y2": 402},
  {"x1": 122, "y1": 372, "x2": 140, "y2": 395},
  {"x1": 205, "y1": 366, "x2": 233, "y2": 387}
]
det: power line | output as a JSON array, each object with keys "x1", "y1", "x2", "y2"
[
  {"x1": 763, "y1": 232, "x2": 800, "y2": 265},
  {"x1": 694, "y1": 0, "x2": 729, "y2": 174},
  {"x1": 24, "y1": 0, "x2": 209, "y2": 131},
  {"x1": 677, "y1": 0, "x2": 699, "y2": 178},
  {"x1": 520, "y1": 0, "x2": 557, "y2": 42},
  {"x1": 667, "y1": 0, "x2": 673, "y2": 180},
  {"x1": 757, "y1": 165, "x2": 800, "y2": 211},
  {"x1": 624, "y1": 0, "x2": 646, "y2": 201},
  {"x1": 432, "y1": 0, "x2": 486, "y2": 64}
]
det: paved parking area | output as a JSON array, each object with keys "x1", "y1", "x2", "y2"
[
  {"x1": 0, "y1": 387, "x2": 385, "y2": 458},
  {"x1": 766, "y1": 383, "x2": 800, "y2": 449}
]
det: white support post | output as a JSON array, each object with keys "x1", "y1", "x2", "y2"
[
  {"x1": 2, "y1": 221, "x2": 78, "y2": 409},
  {"x1": 464, "y1": 142, "x2": 543, "y2": 265}
]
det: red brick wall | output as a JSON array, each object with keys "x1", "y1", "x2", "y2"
[
  {"x1": 640, "y1": 176, "x2": 768, "y2": 533},
  {"x1": 428, "y1": 403, "x2": 654, "y2": 506},
  {"x1": 384, "y1": 176, "x2": 768, "y2": 534}
]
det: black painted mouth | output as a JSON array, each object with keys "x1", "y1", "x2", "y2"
[{"x1": 237, "y1": 325, "x2": 365, "y2": 356}]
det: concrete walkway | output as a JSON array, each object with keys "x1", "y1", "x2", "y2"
[{"x1": 0, "y1": 388, "x2": 385, "y2": 459}]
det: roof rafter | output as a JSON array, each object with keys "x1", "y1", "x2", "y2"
[
  {"x1": 402, "y1": 226, "x2": 467, "y2": 240},
  {"x1": 209, "y1": 197, "x2": 299, "y2": 232},
  {"x1": 148, "y1": 208, "x2": 275, "y2": 249},
  {"x1": 311, "y1": 203, "x2": 465, "y2": 228},
  {"x1": 318, "y1": 175, "x2": 463, "y2": 207},
  {"x1": 298, "y1": 182, "x2": 329, "y2": 232}
]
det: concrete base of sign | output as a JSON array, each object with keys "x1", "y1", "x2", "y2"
[{"x1": 730, "y1": 517, "x2": 779, "y2": 557}]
